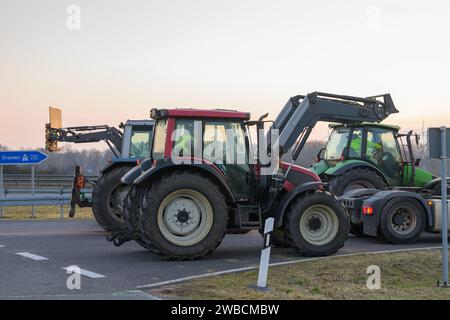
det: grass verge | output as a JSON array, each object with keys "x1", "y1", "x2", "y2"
[
  {"x1": 148, "y1": 249, "x2": 450, "y2": 300},
  {"x1": 0, "y1": 206, "x2": 93, "y2": 220}
]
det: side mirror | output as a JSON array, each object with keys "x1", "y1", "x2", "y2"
[{"x1": 258, "y1": 113, "x2": 269, "y2": 122}]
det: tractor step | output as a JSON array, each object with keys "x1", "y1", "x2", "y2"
[{"x1": 237, "y1": 204, "x2": 262, "y2": 229}]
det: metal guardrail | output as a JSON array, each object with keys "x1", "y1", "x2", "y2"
[
  {"x1": 2, "y1": 174, "x2": 98, "y2": 185},
  {"x1": 0, "y1": 195, "x2": 71, "y2": 207},
  {"x1": 0, "y1": 188, "x2": 93, "y2": 207},
  {"x1": 1, "y1": 188, "x2": 92, "y2": 196},
  {"x1": 0, "y1": 173, "x2": 96, "y2": 218}
]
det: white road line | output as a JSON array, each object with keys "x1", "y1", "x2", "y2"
[
  {"x1": 136, "y1": 266, "x2": 257, "y2": 289},
  {"x1": 62, "y1": 267, "x2": 105, "y2": 279},
  {"x1": 15, "y1": 252, "x2": 48, "y2": 261},
  {"x1": 0, "y1": 245, "x2": 5, "y2": 248},
  {"x1": 137, "y1": 246, "x2": 442, "y2": 289}
]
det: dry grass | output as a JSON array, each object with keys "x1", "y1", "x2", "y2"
[
  {"x1": 0, "y1": 206, "x2": 93, "y2": 220},
  {"x1": 149, "y1": 250, "x2": 450, "y2": 300}
]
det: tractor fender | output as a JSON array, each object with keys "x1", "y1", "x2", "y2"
[
  {"x1": 361, "y1": 190, "x2": 432, "y2": 236},
  {"x1": 132, "y1": 161, "x2": 235, "y2": 204},
  {"x1": 274, "y1": 181, "x2": 324, "y2": 228},
  {"x1": 120, "y1": 158, "x2": 153, "y2": 185},
  {"x1": 324, "y1": 160, "x2": 388, "y2": 184},
  {"x1": 100, "y1": 159, "x2": 137, "y2": 174}
]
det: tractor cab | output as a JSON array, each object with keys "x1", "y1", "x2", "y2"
[
  {"x1": 147, "y1": 108, "x2": 256, "y2": 200},
  {"x1": 311, "y1": 123, "x2": 434, "y2": 193}
]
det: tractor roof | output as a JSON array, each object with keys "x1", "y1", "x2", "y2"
[
  {"x1": 329, "y1": 122, "x2": 400, "y2": 131},
  {"x1": 124, "y1": 120, "x2": 155, "y2": 126},
  {"x1": 150, "y1": 108, "x2": 251, "y2": 121}
]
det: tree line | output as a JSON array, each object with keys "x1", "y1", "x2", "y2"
[{"x1": 0, "y1": 140, "x2": 441, "y2": 177}]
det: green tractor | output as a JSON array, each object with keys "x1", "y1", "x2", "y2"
[{"x1": 311, "y1": 123, "x2": 437, "y2": 196}]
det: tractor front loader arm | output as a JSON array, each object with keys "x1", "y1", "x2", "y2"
[
  {"x1": 272, "y1": 92, "x2": 399, "y2": 160},
  {"x1": 45, "y1": 106, "x2": 124, "y2": 157},
  {"x1": 46, "y1": 125, "x2": 123, "y2": 157}
]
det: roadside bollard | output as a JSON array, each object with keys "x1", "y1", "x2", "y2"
[
  {"x1": 253, "y1": 217, "x2": 274, "y2": 291},
  {"x1": 60, "y1": 188, "x2": 64, "y2": 219}
]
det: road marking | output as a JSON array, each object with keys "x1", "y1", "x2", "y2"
[
  {"x1": 2, "y1": 290, "x2": 158, "y2": 300},
  {"x1": 0, "y1": 245, "x2": 5, "y2": 248},
  {"x1": 136, "y1": 266, "x2": 257, "y2": 289},
  {"x1": 137, "y1": 246, "x2": 441, "y2": 289},
  {"x1": 15, "y1": 252, "x2": 48, "y2": 261},
  {"x1": 62, "y1": 267, "x2": 105, "y2": 279}
]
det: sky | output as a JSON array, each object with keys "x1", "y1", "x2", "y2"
[{"x1": 0, "y1": 0, "x2": 449, "y2": 150}]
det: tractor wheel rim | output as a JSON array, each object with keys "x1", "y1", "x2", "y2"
[
  {"x1": 157, "y1": 189, "x2": 213, "y2": 247},
  {"x1": 108, "y1": 184, "x2": 132, "y2": 221},
  {"x1": 299, "y1": 204, "x2": 339, "y2": 246},
  {"x1": 344, "y1": 180, "x2": 375, "y2": 193},
  {"x1": 390, "y1": 206, "x2": 417, "y2": 235}
]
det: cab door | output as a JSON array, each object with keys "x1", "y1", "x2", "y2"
[
  {"x1": 365, "y1": 127, "x2": 402, "y2": 185},
  {"x1": 203, "y1": 121, "x2": 252, "y2": 198}
]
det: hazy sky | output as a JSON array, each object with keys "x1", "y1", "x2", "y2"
[{"x1": 0, "y1": 0, "x2": 449, "y2": 149}]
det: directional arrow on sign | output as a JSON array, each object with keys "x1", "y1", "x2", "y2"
[{"x1": 0, "y1": 151, "x2": 49, "y2": 165}]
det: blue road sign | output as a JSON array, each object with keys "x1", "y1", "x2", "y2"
[{"x1": 0, "y1": 151, "x2": 48, "y2": 165}]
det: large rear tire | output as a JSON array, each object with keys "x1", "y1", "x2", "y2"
[
  {"x1": 92, "y1": 166, "x2": 133, "y2": 232},
  {"x1": 140, "y1": 171, "x2": 228, "y2": 260},
  {"x1": 328, "y1": 168, "x2": 387, "y2": 196},
  {"x1": 123, "y1": 185, "x2": 161, "y2": 253},
  {"x1": 284, "y1": 192, "x2": 349, "y2": 256},
  {"x1": 379, "y1": 198, "x2": 426, "y2": 244}
]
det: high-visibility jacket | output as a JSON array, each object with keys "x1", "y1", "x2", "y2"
[
  {"x1": 175, "y1": 134, "x2": 193, "y2": 155},
  {"x1": 350, "y1": 138, "x2": 381, "y2": 157}
]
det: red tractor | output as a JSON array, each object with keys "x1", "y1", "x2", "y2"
[{"x1": 110, "y1": 92, "x2": 397, "y2": 259}]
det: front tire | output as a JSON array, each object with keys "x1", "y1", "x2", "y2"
[
  {"x1": 140, "y1": 171, "x2": 228, "y2": 260},
  {"x1": 258, "y1": 224, "x2": 290, "y2": 248},
  {"x1": 379, "y1": 199, "x2": 426, "y2": 244},
  {"x1": 284, "y1": 192, "x2": 349, "y2": 256},
  {"x1": 92, "y1": 166, "x2": 133, "y2": 232}
]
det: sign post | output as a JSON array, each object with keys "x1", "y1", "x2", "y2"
[
  {"x1": 428, "y1": 127, "x2": 450, "y2": 287},
  {"x1": 440, "y1": 127, "x2": 448, "y2": 286},
  {"x1": 0, "y1": 165, "x2": 3, "y2": 218},
  {"x1": 0, "y1": 151, "x2": 48, "y2": 219},
  {"x1": 31, "y1": 165, "x2": 36, "y2": 219}
]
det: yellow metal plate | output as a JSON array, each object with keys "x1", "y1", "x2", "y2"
[{"x1": 49, "y1": 107, "x2": 62, "y2": 129}]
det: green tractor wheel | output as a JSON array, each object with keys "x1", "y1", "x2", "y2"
[{"x1": 328, "y1": 168, "x2": 387, "y2": 196}]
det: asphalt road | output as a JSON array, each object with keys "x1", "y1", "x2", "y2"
[{"x1": 0, "y1": 219, "x2": 444, "y2": 299}]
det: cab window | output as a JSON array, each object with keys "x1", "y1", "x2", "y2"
[
  {"x1": 151, "y1": 120, "x2": 167, "y2": 160},
  {"x1": 203, "y1": 122, "x2": 247, "y2": 164},
  {"x1": 129, "y1": 126, "x2": 152, "y2": 158},
  {"x1": 349, "y1": 128, "x2": 363, "y2": 158},
  {"x1": 325, "y1": 127, "x2": 350, "y2": 160},
  {"x1": 173, "y1": 119, "x2": 196, "y2": 156}
]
